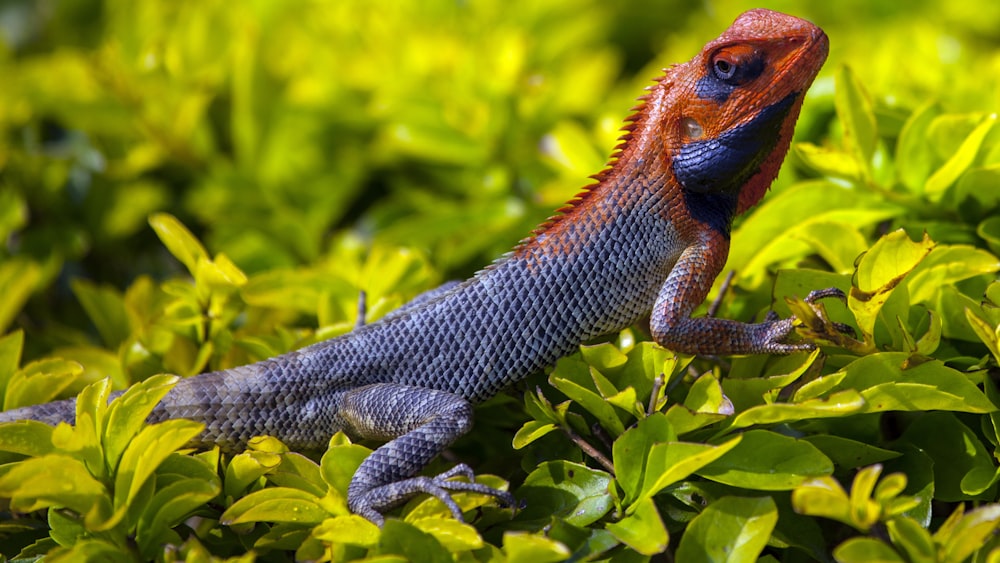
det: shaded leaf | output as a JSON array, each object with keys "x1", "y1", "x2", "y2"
[{"x1": 516, "y1": 461, "x2": 613, "y2": 527}]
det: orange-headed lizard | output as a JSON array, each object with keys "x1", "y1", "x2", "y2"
[{"x1": 0, "y1": 9, "x2": 832, "y2": 525}]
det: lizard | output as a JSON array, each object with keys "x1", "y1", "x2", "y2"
[{"x1": 0, "y1": 9, "x2": 831, "y2": 526}]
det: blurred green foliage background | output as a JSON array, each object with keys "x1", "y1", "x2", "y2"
[
  {"x1": 1, "y1": 0, "x2": 997, "y2": 362},
  {"x1": 2, "y1": 0, "x2": 1000, "y2": 560}
]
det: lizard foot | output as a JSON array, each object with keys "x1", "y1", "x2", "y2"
[
  {"x1": 766, "y1": 286, "x2": 856, "y2": 353},
  {"x1": 756, "y1": 287, "x2": 852, "y2": 353},
  {"x1": 802, "y1": 287, "x2": 855, "y2": 336},
  {"x1": 349, "y1": 463, "x2": 516, "y2": 526}
]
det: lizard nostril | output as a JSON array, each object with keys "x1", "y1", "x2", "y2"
[{"x1": 682, "y1": 117, "x2": 704, "y2": 139}]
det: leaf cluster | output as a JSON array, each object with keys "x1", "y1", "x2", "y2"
[{"x1": 2, "y1": 0, "x2": 1000, "y2": 561}]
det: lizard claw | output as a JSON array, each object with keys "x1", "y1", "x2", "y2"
[
  {"x1": 756, "y1": 287, "x2": 850, "y2": 353},
  {"x1": 787, "y1": 286, "x2": 859, "y2": 344},
  {"x1": 804, "y1": 287, "x2": 847, "y2": 304},
  {"x1": 349, "y1": 464, "x2": 516, "y2": 526}
]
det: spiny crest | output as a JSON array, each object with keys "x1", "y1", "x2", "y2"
[{"x1": 511, "y1": 70, "x2": 673, "y2": 254}]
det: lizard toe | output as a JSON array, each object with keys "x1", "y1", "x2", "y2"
[{"x1": 804, "y1": 287, "x2": 847, "y2": 304}]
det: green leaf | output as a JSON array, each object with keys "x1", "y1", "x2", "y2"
[
  {"x1": 135, "y1": 476, "x2": 220, "y2": 558},
  {"x1": 791, "y1": 221, "x2": 869, "y2": 275},
  {"x1": 113, "y1": 418, "x2": 204, "y2": 514},
  {"x1": 794, "y1": 143, "x2": 865, "y2": 180},
  {"x1": 722, "y1": 348, "x2": 822, "y2": 411},
  {"x1": 221, "y1": 487, "x2": 329, "y2": 526},
  {"x1": 320, "y1": 434, "x2": 371, "y2": 496},
  {"x1": 308, "y1": 514, "x2": 381, "y2": 547},
  {"x1": 675, "y1": 496, "x2": 778, "y2": 563},
  {"x1": 979, "y1": 214, "x2": 1000, "y2": 257},
  {"x1": 619, "y1": 342, "x2": 680, "y2": 404},
  {"x1": 605, "y1": 497, "x2": 668, "y2": 556},
  {"x1": 933, "y1": 504, "x2": 1000, "y2": 562},
  {"x1": 849, "y1": 465, "x2": 883, "y2": 530},
  {"x1": 268, "y1": 452, "x2": 326, "y2": 497},
  {"x1": 898, "y1": 412, "x2": 996, "y2": 501},
  {"x1": 403, "y1": 474, "x2": 510, "y2": 522},
  {"x1": 0, "y1": 454, "x2": 112, "y2": 523},
  {"x1": 882, "y1": 445, "x2": 935, "y2": 527},
  {"x1": 925, "y1": 114, "x2": 997, "y2": 201},
  {"x1": 834, "y1": 65, "x2": 878, "y2": 177},
  {"x1": 896, "y1": 102, "x2": 941, "y2": 192},
  {"x1": 224, "y1": 449, "x2": 283, "y2": 499},
  {"x1": 45, "y1": 538, "x2": 135, "y2": 563},
  {"x1": 886, "y1": 517, "x2": 935, "y2": 563},
  {"x1": 104, "y1": 373, "x2": 181, "y2": 471},
  {"x1": 792, "y1": 475, "x2": 856, "y2": 528},
  {"x1": 683, "y1": 372, "x2": 731, "y2": 414},
  {"x1": 663, "y1": 404, "x2": 727, "y2": 436},
  {"x1": 149, "y1": 213, "x2": 209, "y2": 275},
  {"x1": 0, "y1": 330, "x2": 25, "y2": 402},
  {"x1": 410, "y1": 518, "x2": 485, "y2": 552},
  {"x1": 503, "y1": 531, "x2": 572, "y2": 563},
  {"x1": 907, "y1": 245, "x2": 1000, "y2": 304},
  {"x1": 802, "y1": 435, "x2": 900, "y2": 470},
  {"x1": 48, "y1": 507, "x2": 87, "y2": 549},
  {"x1": 794, "y1": 353, "x2": 994, "y2": 414},
  {"x1": 4, "y1": 358, "x2": 84, "y2": 411},
  {"x1": 0, "y1": 259, "x2": 42, "y2": 335},
  {"x1": 731, "y1": 180, "x2": 896, "y2": 282},
  {"x1": 550, "y1": 370, "x2": 625, "y2": 436},
  {"x1": 70, "y1": 280, "x2": 130, "y2": 349},
  {"x1": 833, "y1": 537, "x2": 906, "y2": 562},
  {"x1": 0, "y1": 420, "x2": 55, "y2": 456},
  {"x1": 613, "y1": 412, "x2": 675, "y2": 503},
  {"x1": 376, "y1": 519, "x2": 454, "y2": 563},
  {"x1": 516, "y1": 461, "x2": 613, "y2": 527},
  {"x1": 697, "y1": 430, "x2": 833, "y2": 490},
  {"x1": 579, "y1": 343, "x2": 629, "y2": 373},
  {"x1": 849, "y1": 230, "x2": 934, "y2": 343},
  {"x1": 634, "y1": 437, "x2": 742, "y2": 508},
  {"x1": 512, "y1": 420, "x2": 559, "y2": 449},
  {"x1": 728, "y1": 389, "x2": 865, "y2": 429},
  {"x1": 966, "y1": 307, "x2": 1000, "y2": 364}
]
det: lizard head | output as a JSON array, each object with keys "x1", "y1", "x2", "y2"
[
  {"x1": 523, "y1": 10, "x2": 827, "y2": 253},
  {"x1": 648, "y1": 9, "x2": 828, "y2": 223}
]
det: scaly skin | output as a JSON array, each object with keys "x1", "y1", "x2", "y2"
[{"x1": 0, "y1": 9, "x2": 829, "y2": 525}]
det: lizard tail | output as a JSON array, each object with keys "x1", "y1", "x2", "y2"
[{"x1": 0, "y1": 397, "x2": 78, "y2": 427}]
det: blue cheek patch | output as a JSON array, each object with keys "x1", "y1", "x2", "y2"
[
  {"x1": 674, "y1": 92, "x2": 797, "y2": 235},
  {"x1": 695, "y1": 74, "x2": 736, "y2": 104},
  {"x1": 674, "y1": 92, "x2": 796, "y2": 195}
]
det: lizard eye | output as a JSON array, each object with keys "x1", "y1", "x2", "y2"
[
  {"x1": 709, "y1": 46, "x2": 765, "y2": 86},
  {"x1": 713, "y1": 58, "x2": 736, "y2": 80}
]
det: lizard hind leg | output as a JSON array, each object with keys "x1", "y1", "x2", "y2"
[{"x1": 340, "y1": 383, "x2": 515, "y2": 526}]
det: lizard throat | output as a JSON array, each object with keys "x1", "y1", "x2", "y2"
[{"x1": 673, "y1": 92, "x2": 799, "y2": 235}]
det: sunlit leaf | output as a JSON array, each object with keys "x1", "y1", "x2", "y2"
[
  {"x1": 605, "y1": 497, "x2": 668, "y2": 556},
  {"x1": 697, "y1": 430, "x2": 833, "y2": 490},
  {"x1": 675, "y1": 496, "x2": 778, "y2": 563}
]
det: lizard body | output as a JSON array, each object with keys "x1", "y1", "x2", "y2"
[{"x1": 0, "y1": 9, "x2": 829, "y2": 525}]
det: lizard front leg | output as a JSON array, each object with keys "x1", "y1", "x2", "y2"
[
  {"x1": 651, "y1": 231, "x2": 840, "y2": 355},
  {"x1": 339, "y1": 383, "x2": 515, "y2": 526}
]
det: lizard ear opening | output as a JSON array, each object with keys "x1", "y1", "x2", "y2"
[{"x1": 682, "y1": 117, "x2": 704, "y2": 140}]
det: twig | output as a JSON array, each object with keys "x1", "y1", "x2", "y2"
[
  {"x1": 648, "y1": 373, "x2": 665, "y2": 415},
  {"x1": 706, "y1": 270, "x2": 736, "y2": 318},
  {"x1": 563, "y1": 427, "x2": 615, "y2": 475}
]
